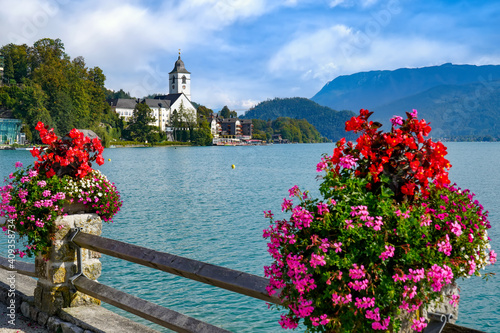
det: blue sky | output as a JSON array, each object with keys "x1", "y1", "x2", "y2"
[{"x1": 1, "y1": 0, "x2": 499, "y2": 112}]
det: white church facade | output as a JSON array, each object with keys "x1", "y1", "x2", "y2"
[{"x1": 109, "y1": 53, "x2": 197, "y2": 133}]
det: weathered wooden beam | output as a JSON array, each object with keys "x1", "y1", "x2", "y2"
[
  {"x1": 72, "y1": 232, "x2": 281, "y2": 304},
  {"x1": 442, "y1": 323, "x2": 486, "y2": 333},
  {"x1": 73, "y1": 275, "x2": 231, "y2": 333},
  {"x1": 0, "y1": 255, "x2": 36, "y2": 278}
]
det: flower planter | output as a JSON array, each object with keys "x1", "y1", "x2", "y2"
[
  {"x1": 263, "y1": 110, "x2": 494, "y2": 332},
  {"x1": 1, "y1": 123, "x2": 122, "y2": 316}
]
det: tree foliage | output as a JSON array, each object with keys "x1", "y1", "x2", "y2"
[
  {"x1": 0, "y1": 38, "x2": 121, "y2": 144},
  {"x1": 126, "y1": 103, "x2": 162, "y2": 143},
  {"x1": 242, "y1": 97, "x2": 356, "y2": 141},
  {"x1": 252, "y1": 117, "x2": 327, "y2": 143}
]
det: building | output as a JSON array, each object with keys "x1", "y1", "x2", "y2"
[
  {"x1": 0, "y1": 109, "x2": 22, "y2": 144},
  {"x1": 109, "y1": 53, "x2": 196, "y2": 135},
  {"x1": 221, "y1": 118, "x2": 242, "y2": 137},
  {"x1": 207, "y1": 114, "x2": 222, "y2": 138},
  {"x1": 240, "y1": 119, "x2": 253, "y2": 139},
  {"x1": 208, "y1": 114, "x2": 253, "y2": 144}
]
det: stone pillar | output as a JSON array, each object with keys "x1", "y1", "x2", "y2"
[{"x1": 34, "y1": 212, "x2": 102, "y2": 315}]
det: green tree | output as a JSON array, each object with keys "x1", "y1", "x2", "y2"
[
  {"x1": 128, "y1": 103, "x2": 159, "y2": 142},
  {"x1": 106, "y1": 88, "x2": 132, "y2": 99},
  {"x1": 220, "y1": 105, "x2": 230, "y2": 118},
  {"x1": 0, "y1": 43, "x2": 29, "y2": 84},
  {"x1": 192, "y1": 119, "x2": 213, "y2": 146},
  {"x1": 197, "y1": 105, "x2": 212, "y2": 120}
]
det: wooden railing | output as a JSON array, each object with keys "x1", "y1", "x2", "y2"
[
  {"x1": 0, "y1": 230, "x2": 487, "y2": 333},
  {"x1": 0, "y1": 228, "x2": 281, "y2": 333}
]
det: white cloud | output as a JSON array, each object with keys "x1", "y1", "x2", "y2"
[{"x1": 268, "y1": 23, "x2": 473, "y2": 86}]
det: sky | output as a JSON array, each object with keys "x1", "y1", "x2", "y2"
[{"x1": 1, "y1": 0, "x2": 499, "y2": 112}]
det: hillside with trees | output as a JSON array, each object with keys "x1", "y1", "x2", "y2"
[
  {"x1": 252, "y1": 117, "x2": 328, "y2": 143},
  {"x1": 0, "y1": 38, "x2": 122, "y2": 145},
  {"x1": 241, "y1": 97, "x2": 356, "y2": 141}
]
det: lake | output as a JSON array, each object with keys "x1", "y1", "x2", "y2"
[{"x1": 1, "y1": 142, "x2": 499, "y2": 332}]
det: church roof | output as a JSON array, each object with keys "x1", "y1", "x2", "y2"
[
  {"x1": 153, "y1": 93, "x2": 183, "y2": 104},
  {"x1": 169, "y1": 55, "x2": 191, "y2": 74},
  {"x1": 109, "y1": 98, "x2": 138, "y2": 109},
  {"x1": 143, "y1": 98, "x2": 172, "y2": 108}
]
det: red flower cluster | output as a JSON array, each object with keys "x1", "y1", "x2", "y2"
[
  {"x1": 330, "y1": 109, "x2": 450, "y2": 201},
  {"x1": 31, "y1": 122, "x2": 105, "y2": 179}
]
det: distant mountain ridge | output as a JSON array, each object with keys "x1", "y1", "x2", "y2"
[
  {"x1": 311, "y1": 63, "x2": 500, "y2": 112},
  {"x1": 311, "y1": 63, "x2": 500, "y2": 140},
  {"x1": 241, "y1": 97, "x2": 356, "y2": 141},
  {"x1": 371, "y1": 80, "x2": 500, "y2": 138}
]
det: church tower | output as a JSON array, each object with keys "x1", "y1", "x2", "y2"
[{"x1": 169, "y1": 51, "x2": 191, "y2": 101}]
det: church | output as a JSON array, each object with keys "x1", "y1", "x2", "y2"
[{"x1": 109, "y1": 53, "x2": 197, "y2": 135}]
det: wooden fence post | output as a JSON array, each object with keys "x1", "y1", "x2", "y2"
[{"x1": 34, "y1": 211, "x2": 102, "y2": 315}]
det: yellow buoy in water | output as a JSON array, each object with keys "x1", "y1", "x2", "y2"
[
  {"x1": 231, "y1": 164, "x2": 235, "y2": 169},
  {"x1": 108, "y1": 158, "x2": 111, "y2": 161}
]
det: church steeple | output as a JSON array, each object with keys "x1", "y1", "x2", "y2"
[{"x1": 169, "y1": 50, "x2": 191, "y2": 101}]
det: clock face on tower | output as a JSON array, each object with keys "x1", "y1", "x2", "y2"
[{"x1": 182, "y1": 85, "x2": 186, "y2": 89}]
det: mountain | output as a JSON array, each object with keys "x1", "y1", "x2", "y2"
[
  {"x1": 311, "y1": 63, "x2": 500, "y2": 113},
  {"x1": 241, "y1": 97, "x2": 356, "y2": 141},
  {"x1": 371, "y1": 80, "x2": 500, "y2": 139}
]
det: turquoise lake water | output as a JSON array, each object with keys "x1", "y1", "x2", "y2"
[{"x1": 1, "y1": 142, "x2": 499, "y2": 332}]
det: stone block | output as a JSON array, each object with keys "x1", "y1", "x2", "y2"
[
  {"x1": 74, "y1": 214, "x2": 102, "y2": 236},
  {"x1": 49, "y1": 264, "x2": 68, "y2": 284},
  {"x1": 36, "y1": 283, "x2": 72, "y2": 315},
  {"x1": 47, "y1": 316, "x2": 62, "y2": 332},
  {"x1": 82, "y1": 261, "x2": 101, "y2": 280},
  {"x1": 38, "y1": 310, "x2": 49, "y2": 326},
  {"x1": 29, "y1": 303, "x2": 39, "y2": 321},
  {"x1": 89, "y1": 251, "x2": 101, "y2": 259},
  {"x1": 61, "y1": 321, "x2": 84, "y2": 333},
  {"x1": 52, "y1": 241, "x2": 77, "y2": 262},
  {"x1": 20, "y1": 301, "x2": 30, "y2": 318},
  {"x1": 35, "y1": 256, "x2": 48, "y2": 279},
  {"x1": 70, "y1": 291, "x2": 101, "y2": 307}
]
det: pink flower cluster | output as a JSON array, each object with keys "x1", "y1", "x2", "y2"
[
  {"x1": 310, "y1": 253, "x2": 326, "y2": 268},
  {"x1": 426, "y1": 264, "x2": 453, "y2": 292},
  {"x1": 331, "y1": 292, "x2": 352, "y2": 305},
  {"x1": 316, "y1": 202, "x2": 329, "y2": 215},
  {"x1": 350, "y1": 206, "x2": 384, "y2": 230},
  {"x1": 339, "y1": 155, "x2": 358, "y2": 169},
  {"x1": 355, "y1": 297, "x2": 375, "y2": 309},
  {"x1": 437, "y1": 234, "x2": 452, "y2": 256},
  {"x1": 379, "y1": 245, "x2": 395, "y2": 261},
  {"x1": 365, "y1": 308, "x2": 391, "y2": 330},
  {"x1": 291, "y1": 206, "x2": 313, "y2": 229},
  {"x1": 349, "y1": 264, "x2": 365, "y2": 279},
  {"x1": 310, "y1": 314, "x2": 329, "y2": 327},
  {"x1": 411, "y1": 317, "x2": 427, "y2": 332},
  {"x1": 390, "y1": 115, "x2": 404, "y2": 126}
]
